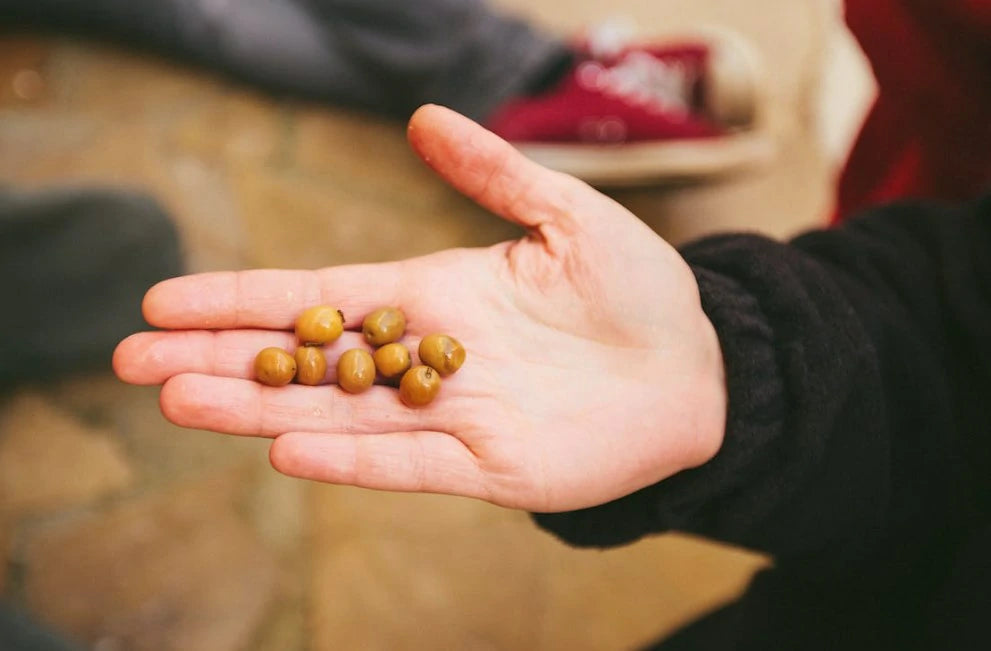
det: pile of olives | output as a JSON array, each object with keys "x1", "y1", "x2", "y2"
[{"x1": 252, "y1": 305, "x2": 465, "y2": 407}]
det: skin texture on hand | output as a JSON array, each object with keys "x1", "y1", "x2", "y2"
[{"x1": 113, "y1": 105, "x2": 727, "y2": 513}]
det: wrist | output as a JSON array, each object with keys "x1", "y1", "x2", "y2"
[{"x1": 687, "y1": 310, "x2": 728, "y2": 468}]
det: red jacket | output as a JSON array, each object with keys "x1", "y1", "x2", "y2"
[{"x1": 836, "y1": 0, "x2": 991, "y2": 221}]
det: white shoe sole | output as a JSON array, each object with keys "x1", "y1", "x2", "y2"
[{"x1": 517, "y1": 130, "x2": 776, "y2": 187}]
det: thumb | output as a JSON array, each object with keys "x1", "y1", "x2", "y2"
[{"x1": 407, "y1": 104, "x2": 601, "y2": 232}]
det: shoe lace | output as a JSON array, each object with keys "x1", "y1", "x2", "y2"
[
  {"x1": 579, "y1": 19, "x2": 696, "y2": 117},
  {"x1": 584, "y1": 16, "x2": 638, "y2": 59}
]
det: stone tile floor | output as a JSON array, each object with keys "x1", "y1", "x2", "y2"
[{"x1": 0, "y1": 1, "x2": 870, "y2": 648}]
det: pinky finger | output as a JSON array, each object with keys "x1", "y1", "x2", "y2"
[{"x1": 269, "y1": 430, "x2": 489, "y2": 500}]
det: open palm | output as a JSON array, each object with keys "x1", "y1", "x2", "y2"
[{"x1": 114, "y1": 105, "x2": 726, "y2": 512}]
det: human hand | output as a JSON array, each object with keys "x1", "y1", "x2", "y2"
[{"x1": 113, "y1": 105, "x2": 726, "y2": 512}]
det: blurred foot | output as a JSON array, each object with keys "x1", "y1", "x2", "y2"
[
  {"x1": 485, "y1": 26, "x2": 773, "y2": 186},
  {"x1": 0, "y1": 603, "x2": 82, "y2": 651},
  {"x1": 0, "y1": 187, "x2": 183, "y2": 388}
]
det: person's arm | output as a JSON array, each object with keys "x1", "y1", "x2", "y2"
[
  {"x1": 110, "y1": 106, "x2": 988, "y2": 573},
  {"x1": 535, "y1": 195, "x2": 991, "y2": 571}
]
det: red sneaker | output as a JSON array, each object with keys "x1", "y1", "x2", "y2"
[{"x1": 485, "y1": 28, "x2": 772, "y2": 186}]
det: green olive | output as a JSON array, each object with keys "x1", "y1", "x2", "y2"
[
  {"x1": 295, "y1": 305, "x2": 345, "y2": 346},
  {"x1": 254, "y1": 347, "x2": 296, "y2": 386},
  {"x1": 373, "y1": 342, "x2": 411, "y2": 380},
  {"x1": 418, "y1": 334, "x2": 465, "y2": 376},
  {"x1": 337, "y1": 348, "x2": 375, "y2": 394},
  {"x1": 399, "y1": 365, "x2": 441, "y2": 407},
  {"x1": 294, "y1": 346, "x2": 327, "y2": 386},
  {"x1": 362, "y1": 307, "x2": 406, "y2": 346}
]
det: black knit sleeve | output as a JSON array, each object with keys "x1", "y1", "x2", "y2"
[{"x1": 534, "y1": 195, "x2": 991, "y2": 569}]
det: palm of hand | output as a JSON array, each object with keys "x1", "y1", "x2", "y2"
[{"x1": 114, "y1": 106, "x2": 725, "y2": 512}]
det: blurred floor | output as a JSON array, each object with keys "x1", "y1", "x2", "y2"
[{"x1": 0, "y1": 1, "x2": 873, "y2": 649}]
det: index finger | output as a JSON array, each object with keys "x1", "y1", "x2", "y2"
[{"x1": 143, "y1": 262, "x2": 407, "y2": 330}]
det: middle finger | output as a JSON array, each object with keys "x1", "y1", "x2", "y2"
[{"x1": 115, "y1": 329, "x2": 429, "y2": 386}]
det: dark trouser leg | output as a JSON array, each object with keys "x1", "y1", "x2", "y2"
[
  {"x1": 299, "y1": 0, "x2": 570, "y2": 120},
  {"x1": 0, "y1": 604, "x2": 81, "y2": 651},
  {"x1": 1, "y1": 0, "x2": 569, "y2": 121},
  {"x1": 0, "y1": 186, "x2": 182, "y2": 387}
]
